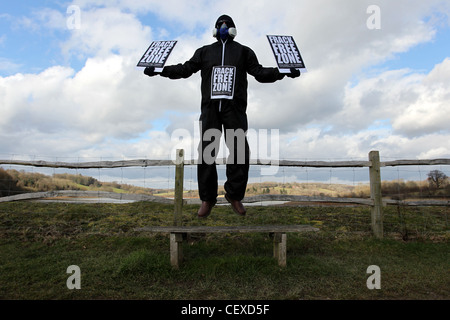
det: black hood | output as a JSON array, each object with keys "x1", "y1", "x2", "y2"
[{"x1": 215, "y1": 15, "x2": 236, "y2": 29}]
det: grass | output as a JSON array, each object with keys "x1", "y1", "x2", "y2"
[{"x1": 0, "y1": 201, "x2": 448, "y2": 300}]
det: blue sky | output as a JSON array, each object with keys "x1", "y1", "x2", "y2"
[
  {"x1": 374, "y1": 23, "x2": 450, "y2": 73},
  {"x1": 3, "y1": 1, "x2": 445, "y2": 76},
  {"x1": 1, "y1": 0, "x2": 449, "y2": 186}
]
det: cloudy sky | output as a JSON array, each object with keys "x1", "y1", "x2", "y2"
[{"x1": 1, "y1": 0, "x2": 450, "y2": 185}]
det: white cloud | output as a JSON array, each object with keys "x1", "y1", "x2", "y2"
[
  {"x1": 1, "y1": 0, "x2": 450, "y2": 164},
  {"x1": 60, "y1": 6, "x2": 152, "y2": 59},
  {"x1": 334, "y1": 58, "x2": 450, "y2": 138},
  {"x1": 0, "y1": 57, "x2": 22, "y2": 74}
]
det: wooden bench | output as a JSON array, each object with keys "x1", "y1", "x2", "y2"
[{"x1": 135, "y1": 225, "x2": 319, "y2": 268}]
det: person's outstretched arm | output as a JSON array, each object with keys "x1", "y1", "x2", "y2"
[{"x1": 144, "y1": 48, "x2": 202, "y2": 79}]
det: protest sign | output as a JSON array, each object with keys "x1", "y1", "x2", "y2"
[
  {"x1": 266, "y1": 35, "x2": 307, "y2": 73},
  {"x1": 211, "y1": 66, "x2": 236, "y2": 99},
  {"x1": 137, "y1": 40, "x2": 177, "y2": 72}
]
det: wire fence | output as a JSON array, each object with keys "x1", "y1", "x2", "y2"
[{"x1": 0, "y1": 151, "x2": 448, "y2": 239}]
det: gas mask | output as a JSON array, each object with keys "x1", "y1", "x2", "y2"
[
  {"x1": 213, "y1": 15, "x2": 237, "y2": 40},
  {"x1": 219, "y1": 22, "x2": 229, "y2": 40}
]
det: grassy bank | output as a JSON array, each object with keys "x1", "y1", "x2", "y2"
[{"x1": 0, "y1": 201, "x2": 448, "y2": 300}]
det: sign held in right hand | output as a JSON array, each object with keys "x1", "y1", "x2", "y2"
[{"x1": 267, "y1": 35, "x2": 307, "y2": 74}]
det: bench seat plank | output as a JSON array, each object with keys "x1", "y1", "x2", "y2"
[{"x1": 136, "y1": 225, "x2": 318, "y2": 233}]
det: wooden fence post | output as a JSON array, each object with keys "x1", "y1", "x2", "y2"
[
  {"x1": 174, "y1": 149, "x2": 184, "y2": 226},
  {"x1": 369, "y1": 150, "x2": 383, "y2": 238}
]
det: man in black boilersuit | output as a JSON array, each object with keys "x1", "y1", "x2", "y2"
[{"x1": 144, "y1": 14, "x2": 300, "y2": 218}]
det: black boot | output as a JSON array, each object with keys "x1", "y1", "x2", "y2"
[{"x1": 197, "y1": 200, "x2": 216, "y2": 218}]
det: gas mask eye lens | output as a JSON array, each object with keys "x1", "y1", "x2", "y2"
[{"x1": 217, "y1": 20, "x2": 229, "y2": 28}]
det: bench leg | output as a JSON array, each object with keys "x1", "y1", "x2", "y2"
[
  {"x1": 273, "y1": 233, "x2": 287, "y2": 267},
  {"x1": 170, "y1": 233, "x2": 184, "y2": 269}
]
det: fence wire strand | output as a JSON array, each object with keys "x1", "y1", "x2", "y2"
[{"x1": 0, "y1": 153, "x2": 448, "y2": 239}]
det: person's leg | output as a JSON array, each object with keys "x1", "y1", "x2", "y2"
[
  {"x1": 223, "y1": 129, "x2": 250, "y2": 201},
  {"x1": 197, "y1": 104, "x2": 222, "y2": 217},
  {"x1": 220, "y1": 101, "x2": 249, "y2": 215}
]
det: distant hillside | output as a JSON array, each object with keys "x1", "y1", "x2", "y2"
[
  {"x1": 1, "y1": 167, "x2": 448, "y2": 199},
  {"x1": 0, "y1": 168, "x2": 158, "y2": 197}
]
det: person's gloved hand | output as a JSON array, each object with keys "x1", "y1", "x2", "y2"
[
  {"x1": 144, "y1": 66, "x2": 157, "y2": 77},
  {"x1": 286, "y1": 68, "x2": 301, "y2": 78}
]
